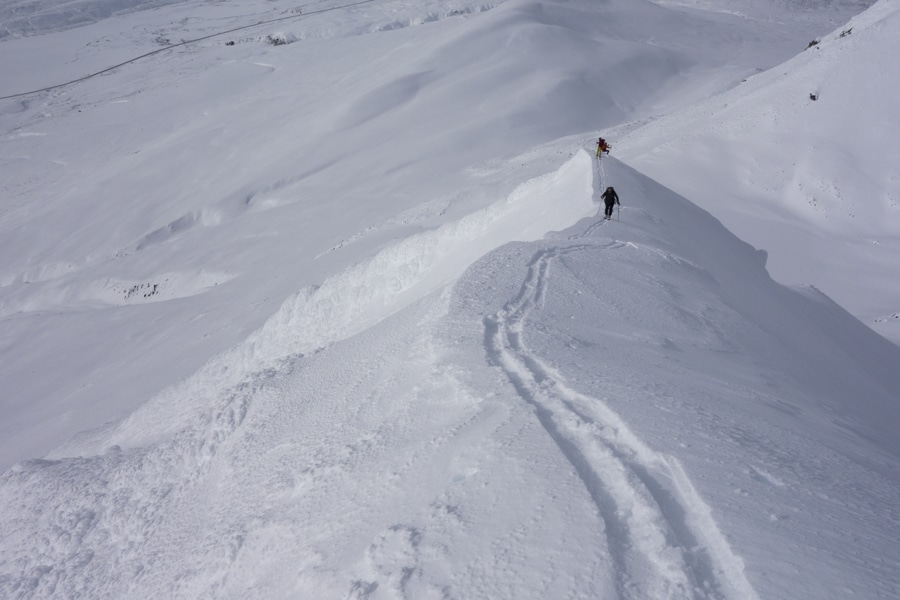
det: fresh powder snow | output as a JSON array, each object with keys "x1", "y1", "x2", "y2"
[{"x1": 1, "y1": 0, "x2": 898, "y2": 599}]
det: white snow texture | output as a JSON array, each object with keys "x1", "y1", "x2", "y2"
[{"x1": 1, "y1": 0, "x2": 898, "y2": 599}]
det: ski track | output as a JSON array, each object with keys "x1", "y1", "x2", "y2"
[{"x1": 483, "y1": 223, "x2": 759, "y2": 600}]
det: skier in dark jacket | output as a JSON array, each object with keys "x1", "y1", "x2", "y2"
[{"x1": 601, "y1": 186, "x2": 619, "y2": 220}]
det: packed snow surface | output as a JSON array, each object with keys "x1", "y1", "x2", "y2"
[{"x1": 1, "y1": 0, "x2": 898, "y2": 599}]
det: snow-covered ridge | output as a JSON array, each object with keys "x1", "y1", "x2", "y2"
[
  {"x1": 2, "y1": 0, "x2": 899, "y2": 597},
  {"x1": 0, "y1": 150, "x2": 594, "y2": 597},
  {"x1": 5, "y1": 146, "x2": 899, "y2": 598},
  {"x1": 91, "y1": 151, "x2": 594, "y2": 451}
]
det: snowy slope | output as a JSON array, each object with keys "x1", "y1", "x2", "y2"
[
  {"x1": 1, "y1": 0, "x2": 868, "y2": 471},
  {"x1": 2, "y1": 151, "x2": 899, "y2": 599},
  {"x1": 618, "y1": 0, "x2": 900, "y2": 343},
  {"x1": 2, "y1": 0, "x2": 899, "y2": 598}
]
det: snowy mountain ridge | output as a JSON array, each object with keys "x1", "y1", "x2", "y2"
[{"x1": 2, "y1": 0, "x2": 899, "y2": 598}]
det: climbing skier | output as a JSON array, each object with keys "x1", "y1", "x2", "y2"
[
  {"x1": 601, "y1": 186, "x2": 619, "y2": 220},
  {"x1": 596, "y1": 137, "x2": 611, "y2": 158}
]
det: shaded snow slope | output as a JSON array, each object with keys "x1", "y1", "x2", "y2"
[
  {"x1": 2, "y1": 153, "x2": 898, "y2": 599},
  {"x1": 617, "y1": 0, "x2": 900, "y2": 343}
]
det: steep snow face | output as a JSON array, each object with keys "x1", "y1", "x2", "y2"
[{"x1": 618, "y1": 0, "x2": 900, "y2": 342}]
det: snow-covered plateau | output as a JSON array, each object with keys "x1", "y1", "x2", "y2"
[{"x1": 1, "y1": 0, "x2": 898, "y2": 598}]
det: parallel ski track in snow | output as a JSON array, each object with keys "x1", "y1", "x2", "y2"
[{"x1": 483, "y1": 223, "x2": 759, "y2": 600}]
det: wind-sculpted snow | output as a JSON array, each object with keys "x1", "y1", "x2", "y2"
[
  {"x1": 3, "y1": 150, "x2": 898, "y2": 599},
  {"x1": 0, "y1": 151, "x2": 592, "y2": 598},
  {"x1": 2, "y1": 0, "x2": 900, "y2": 598},
  {"x1": 97, "y1": 151, "x2": 594, "y2": 450}
]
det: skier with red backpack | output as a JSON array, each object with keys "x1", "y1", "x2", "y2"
[{"x1": 596, "y1": 137, "x2": 611, "y2": 158}]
